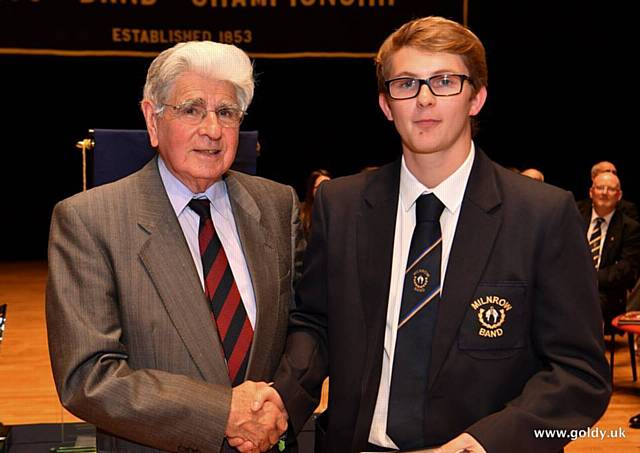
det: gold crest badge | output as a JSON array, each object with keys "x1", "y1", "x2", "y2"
[
  {"x1": 470, "y1": 295, "x2": 512, "y2": 338},
  {"x1": 412, "y1": 269, "x2": 430, "y2": 293}
]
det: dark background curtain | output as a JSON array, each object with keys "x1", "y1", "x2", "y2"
[{"x1": 0, "y1": 1, "x2": 632, "y2": 260}]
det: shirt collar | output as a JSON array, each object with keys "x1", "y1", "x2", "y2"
[
  {"x1": 590, "y1": 207, "x2": 615, "y2": 226},
  {"x1": 400, "y1": 142, "x2": 475, "y2": 215},
  {"x1": 158, "y1": 156, "x2": 229, "y2": 219}
]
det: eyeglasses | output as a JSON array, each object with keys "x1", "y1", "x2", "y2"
[
  {"x1": 593, "y1": 185, "x2": 620, "y2": 194},
  {"x1": 161, "y1": 99, "x2": 246, "y2": 128},
  {"x1": 384, "y1": 74, "x2": 472, "y2": 99}
]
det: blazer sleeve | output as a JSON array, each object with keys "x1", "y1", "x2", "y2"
[
  {"x1": 274, "y1": 185, "x2": 330, "y2": 434},
  {"x1": 466, "y1": 192, "x2": 612, "y2": 453},
  {"x1": 46, "y1": 199, "x2": 232, "y2": 453}
]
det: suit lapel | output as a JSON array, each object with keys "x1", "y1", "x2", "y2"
[
  {"x1": 136, "y1": 159, "x2": 230, "y2": 384},
  {"x1": 602, "y1": 210, "x2": 622, "y2": 265},
  {"x1": 428, "y1": 150, "x2": 502, "y2": 388},
  {"x1": 225, "y1": 172, "x2": 279, "y2": 380}
]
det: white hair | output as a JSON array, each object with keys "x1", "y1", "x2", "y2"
[{"x1": 143, "y1": 41, "x2": 254, "y2": 111}]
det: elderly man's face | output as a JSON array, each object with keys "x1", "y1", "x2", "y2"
[
  {"x1": 142, "y1": 71, "x2": 240, "y2": 193},
  {"x1": 590, "y1": 172, "x2": 622, "y2": 216}
]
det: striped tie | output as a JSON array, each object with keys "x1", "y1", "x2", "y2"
[
  {"x1": 589, "y1": 217, "x2": 604, "y2": 269},
  {"x1": 387, "y1": 193, "x2": 445, "y2": 449},
  {"x1": 188, "y1": 199, "x2": 253, "y2": 386}
]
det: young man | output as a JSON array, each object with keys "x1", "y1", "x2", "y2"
[{"x1": 271, "y1": 16, "x2": 611, "y2": 453}]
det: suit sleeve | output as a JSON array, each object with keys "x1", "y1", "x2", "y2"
[
  {"x1": 46, "y1": 200, "x2": 231, "y2": 453},
  {"x1": 466, "y1": 192, "x2": 612, "y2": 453},
  {"x1": 274, "y1": 185, "x2": 330, "y2": 434},
  {"x1": 597, "y1": 216, "x2": 640, "y2": 291}
]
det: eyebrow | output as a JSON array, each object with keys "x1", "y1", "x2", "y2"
[
  {"x1": 390, "y1": 70, "x2": 463, "y2": 78},
  {"x1": 176, "y1": 98, "x2": 240, "y2": 109},
  {"x1": 176, "y1": 97, "x2": 206, "y2": 105}
]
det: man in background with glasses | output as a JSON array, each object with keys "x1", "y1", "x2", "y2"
[
  {"x1": 578, "y1": 171, "x2": 640, "y2": 331},
  {"x1": 269, "y1": 16, "x2": 610, "y2": 453},
  {"x1": 47, "y1": 41, "x2": 302, "y2": 453},
  {"x1": 576, "y1": 161, "x2": 640, "y2": 222}
]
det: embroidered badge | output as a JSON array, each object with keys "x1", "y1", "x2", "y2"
[
  {"x1": 412, "y1": 269, "x2": 430, "y2": 292},
  {"x1": 470, "y1": 295, "x2": 512, "y2": 338}
]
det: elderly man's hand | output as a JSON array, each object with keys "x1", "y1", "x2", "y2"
[{"x1": 225, "y1": 381, "x2": 288, "y2": 452}]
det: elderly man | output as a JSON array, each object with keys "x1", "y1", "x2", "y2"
[
  {"x1": 576, "y1": 161, "x2": 640, "y2": 222},
  {"x1": 578, "y1": 171, "x2": 640, "y2": 326},
  {"x1": 46, "y1": 41, "x2": 302, "y2": 453}
]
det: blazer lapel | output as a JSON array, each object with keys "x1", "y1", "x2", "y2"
[
  {"x1": 136, "y1": 159, "x2": 230, "y2": 384},
  {"x1": 225, "y1": 172, "x2": 279, "y2": 380},
  {"x1": 353, "y1": 160, "x2": 401, "y2": 440},
  {"x1": 428, "y1": 150, "x2": 502, "y2": 389}
]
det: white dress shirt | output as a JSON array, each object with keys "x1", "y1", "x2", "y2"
[
  {"x1": 158, "y1": 157, "x2": 257, "y2": 328},
  {"x1": 368, "y1": 144, "x2": 475, "y2": 448}
]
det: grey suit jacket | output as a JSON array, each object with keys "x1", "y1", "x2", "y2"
[{"x1": 46, "y1": 158, "x2": 304, "y2": 452}]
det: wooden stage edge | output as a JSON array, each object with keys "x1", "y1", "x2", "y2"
[{"x1": 1, "y1": 261, "x2": 638, "y2": 451}]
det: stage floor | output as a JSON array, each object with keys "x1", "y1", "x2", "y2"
[{"x1": 1, "y1": 261, "x2": 638, "y2": 451}]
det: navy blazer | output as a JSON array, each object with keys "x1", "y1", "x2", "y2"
[{"x1": 275, "y1": 149, "x2": 611, "y2": 453}]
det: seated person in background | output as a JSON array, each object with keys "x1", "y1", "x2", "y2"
[
  {"x1": 299, "y1": 169, "x2": 331, "y2": 239},
  {"x1": 520, "y1": 167, "x2": 544, "y2": 182},
  {"x1": 578, "y1": 171, "x2": 640, "y2": 328},
  {"x1": 577, "y1": 160, "x2": 639, "y2": 222}
]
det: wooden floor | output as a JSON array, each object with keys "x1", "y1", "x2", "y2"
[{"x1": 0, "y1": 261, "x2": 638, "y2": 451}]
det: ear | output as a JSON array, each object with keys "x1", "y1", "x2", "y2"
[
  {"x1": 469, "y1": 85, "x2": 487, "y2": 117},
  {"x1": 616, "y1": 189, "x2": 623, "y2": 202},
  {"x1": 141, "y1": 100, "x2": 159, "y2": 147},
  {"x1": 378, "y1": 92, "x2": 394, "y2": 121}
]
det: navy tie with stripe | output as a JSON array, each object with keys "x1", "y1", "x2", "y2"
[
  {"x1": 188, "y1": 198, "x2": 253, "y2": 386},
  {"x1": 387, "y1": 193, "x2": 445, "y2": 449}
]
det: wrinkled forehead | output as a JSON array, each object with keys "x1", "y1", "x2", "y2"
[{"x1": 170, "y1": 72, "x2": 238, "y2": 104}]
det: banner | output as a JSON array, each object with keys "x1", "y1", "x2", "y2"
[{"x1": 0, "y1": 0, "x2": 463, "y2": 58}]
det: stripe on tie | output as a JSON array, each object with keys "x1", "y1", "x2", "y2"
[{"x1": 188, "y1": 198, "x2": 253, "y2": 386}]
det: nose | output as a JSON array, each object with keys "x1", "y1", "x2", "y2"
[
  {"x1": 416, "y1": 83, "x2": 435, "y2": 107},
  {"x1": 198, "y1": 110, "x2": 223, "y2": 140}
]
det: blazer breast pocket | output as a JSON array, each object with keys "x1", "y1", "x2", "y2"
[{"x1": 458, "y1": 282, "x2": 527, "y2": 357}]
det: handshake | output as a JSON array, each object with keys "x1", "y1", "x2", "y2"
[{"x1": 225, "y1": 381, "x2": 289, "y2": 453}]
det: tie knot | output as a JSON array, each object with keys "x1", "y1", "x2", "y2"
[
  {"x1": 188, "y1": 198, "x2": 212, "y2": 219},
  {"x1": 595, "y1": 217, "x2": 604, "y2": 226},
  {"x1": 416, "y1": 193, "x2": 445, "y2": 223}
]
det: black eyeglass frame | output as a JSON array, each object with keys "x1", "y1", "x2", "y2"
[{"x1": 384, "y1": 74, "x2": 473, "y2": 99}]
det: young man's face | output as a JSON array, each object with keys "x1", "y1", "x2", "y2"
[{"x1": 379, "y1": 47, "x2": 486, "y2": 160}]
